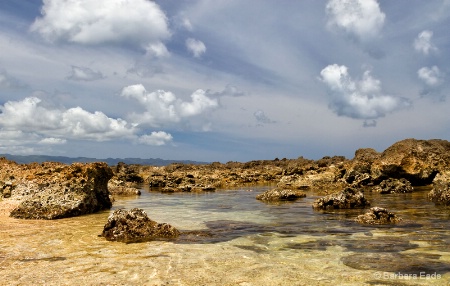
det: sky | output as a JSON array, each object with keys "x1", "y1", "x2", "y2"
[{"x1": 0, "y1": 0, "x2": 449, "y2": 162}]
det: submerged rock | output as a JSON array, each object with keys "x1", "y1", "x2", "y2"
[
  {"x1": 256, "y1": 188, "x2": 306, "y2": 202},
  {"x1": 10, "y1": 162, "x2": 113, "y2": 219},
  {"x1": 312, "y1": 187, "x2": 370, "y2": 210},
  {"x1": 428, "y1": 182, "x2": 450, "y2": 206},
  {"x1": 101, "y1": 208, "x2": 180, "y2": 243},
  {"x1": 355, "y1": 207, "x2": 402, "y2": 225},
  {"x1": 372, "y1": 178, "x2": 413, "y2": 194}
]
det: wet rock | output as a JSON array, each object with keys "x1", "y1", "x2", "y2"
[
  {"x1": 256, "y1": 188, "x2": 306, "y2": 202},
  {"x1": 372, "y1": 178, "x2": 413, "y2": 194},
  {"x1": 101, "y1": 208, "x2": 180, "y2": 243},
  {"x1": 428, "y1": 182, "x2": 450, "y2": 206},
  {"x1": 355, "y1": 207, "x2": 402, "y2": 225},
  {"x1": 312, "y1": 187, "x2": 370, "y2": 210},
  {"x1": 10, "y1": 162, "x2": 113, "y2": 219}
]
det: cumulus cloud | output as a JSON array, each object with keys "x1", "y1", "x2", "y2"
[
  {"x1": 319, "y1": 64, "x2": 411, "y2": 121},
  {"x1": 0, "y1": 96, "x2": 173, "y2": 146},
  {"x1": 138, "y1": 131, "x2": 173, "y2": 146},
  {"x1": 414, "y1": 30, "x2": 437, "y2": 55},
  {"x1": 418, "y1": 66, "x2": 443, "y2": 86},
  {"x1": 31, "y1": 0, "x2": 170, "y2": 53},
  {"x1": 326, "y1": 0, "x2": 385, "y2": 40},
  {"x1": 67, "y1": 66, "x2": 104, "y2": 81},
  {"x1": 186, "y1": 38, "x2": 206, "y2": 58},
  {"x1": 121, "y1": 84, "x2": 219, "y2": 127}
]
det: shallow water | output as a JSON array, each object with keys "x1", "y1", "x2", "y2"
[{"x1": 1, "y1": 186, "x2": 450, "y2": 285}]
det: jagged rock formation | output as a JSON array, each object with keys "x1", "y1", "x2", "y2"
[
  {"x1": 312, "y1": 187, "x2": 370, "y2": 210},
  {"x1": 256, "y1": 188, "x2": 306, "y2": 202},
  {"x1": 1, "y1": 160, "x2": 113, "y2": 219},
  {"x1": 101, "y1": 208, "x2": 180, "y2": 243},
  {"x1": 428, "y1": 182, "x2": 450, "y2": 206},
  {"x1": 355, "y1": 207, "x2": 402, "y2": 225},
  {"x1": 372, "y1": 178, "x2": 413, "y2": 194}
]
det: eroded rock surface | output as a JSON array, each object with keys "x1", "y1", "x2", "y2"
[
  {"x1": 355, "y1": 207, "x2": 402, "y2": 225},
  {"x1": 9, "y1": 162, "x2": 113, "y2": 219},
  {"x1": 101, "y1": 208, "x2": 180, "y2": 243},
  {"x1": 312, "y1": 187, "x2": 370, "y2": 210},
  {"x1": 372, "y1": 178, "x2": 413, "y2": 194},
  {"x1": 428, "y1": 182, "x2": 450, "y2": 206},
  {"x1": 256, "y1": 188, "x2": 306, "y2": 202}
]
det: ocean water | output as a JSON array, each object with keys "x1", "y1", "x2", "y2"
[{"x1": 1, "y1": 186, "x2": 449, "y2": 285}]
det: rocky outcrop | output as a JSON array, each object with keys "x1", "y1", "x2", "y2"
[
  {"x1": 370, "y1": 139, "x2": 450, "y2": 185},
  {"x1": 9, "y1": 162, "x2": 113, "y2": 219},
  {"x1": 428, "y1": 182, "x2": 450, "y2": 206},
  {"x1": 342, "y1": 148, "x2": 380, "y2": 186},
  {"x1": 256, "y1": 188, "x2": 306, "y2": 202},
  {"x1": 312, "y1": 187, "x2": 370, "y2": 210},
  {"x1": 372, "y1": 178, "x2": 413, "y2": 194},
  {"x1": 101, "y1": 208, "x2": 180, "y2": 243},
  {"x1": 355, "y1": 207, "x2": 402, "y2": 225},
  {"x1": 108, "y1": 179, "x2": 141, "y2": 196}
]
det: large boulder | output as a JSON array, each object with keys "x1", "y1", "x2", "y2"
[
  {"x1": 10, "y1": 162, "x2": 113, "y2": 219},
  {"x1": 256, "y1": 188, "x2": 306, "y2": 202},
  {"x1": 355, "y1": 207, "x2": 402, "y2": 225},
  {"x1": 343, "y1": 148, "x2": 380, "y2": 186},
  {"x1": 372, "y1": 178, "x2": 413, "y2": 194},
  {"x1": 428, "y1": 182, "x2": 450, "y2": 206},
  {"x1": 101, "y1": 208, "x2": 180, "y2": 243},
  {"x1": 370, "y1": 139, "x2": 450, "y2": 185},
  {"x1": 312, "y1": 187, "x2": 370, "y2": 210}
]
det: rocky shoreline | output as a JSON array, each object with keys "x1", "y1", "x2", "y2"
[{"x1": 1, "y1": 138, "x2": 450, "y2": 241}]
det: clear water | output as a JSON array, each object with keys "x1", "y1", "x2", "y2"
[{"x1": 1, "y1": 186, "x2": 450, "y2": 285}]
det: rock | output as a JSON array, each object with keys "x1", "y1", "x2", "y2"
[
  {"x1": 355, "y1": 207, "x2": 402, "y2": 225},
  {"x1": 428, "y1": 182, "x2": 450, "y2": 206},
  {"x1": 256, "y1": 188, "x2": 306, "y2": 202},
  {"x1": 371, "y1": 139, "x2": 450, "y2": 185},
  {"x1": 108, "y1": 179, "x2": 141, "y2": 196},
  {"x1": 372, "y1": 178, "x2": 413, "y2": 194},
  {"x1": 312, "y1": 187, "x2": 370, "y2": 210},
  {"x1": 342, "y1": 148, "x2": 380, "y2": 186},
  {"x1": 101, "y1": 208, "x2": 180, "y2": 243},
  {"x1": 10, "y1": 162, "x2": 113, "y2": 219}
]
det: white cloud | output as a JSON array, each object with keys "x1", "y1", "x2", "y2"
[
  {"x1": 186, "y1": 38, "x2": 206, "y2": 58},
  {"x1": 67, "y1": 66, "x2": 104, "y2": 81},
  {"x1": 320, "y1": 64, "x2": 411, "y2": 120},
  {"x1": 326, "y1": 0, "x2": 385, "y2": 40},
  {"x1": 0, "y1": 96, "x2": 177, "y2": 147},
  {"x1": 414, "y1": 30, "x2": 437, "y2": 55},
  {"x1": 121, "y1": 84, "x2": 219, "y2": 127},
  {"x1": 138, "y1": 131, "x2": 173, "y2": 146},
  {"x1": 418, "y1": 66, "x2": 443, "y2": 86},
  {"x1": 31, "y1": 0, "x2": 170, "y2": 52},
  {"x1": 39, "y1": 137, "x2": 67, "y2": 145}
]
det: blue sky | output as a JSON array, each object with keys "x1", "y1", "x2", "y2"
[{"x1": 0, "y1": 0, "x2": 449, "y2": 162}]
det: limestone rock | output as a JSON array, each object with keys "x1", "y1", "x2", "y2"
[
  {"x1": 370, "y1": 139, "x2": 450, "y2": 185},
  {"x1": 256, "y1": 188, "x2": 306, "y2": 202},
  {"x1": 428, "y1": 182, "x2": 450, "y2": 206},
  {"x1": 355, "y1": 207, "x2": 402, "y2": 225},
  {"x1": 9, "y1": 162, "x2": 113, "y2": 219},
  {"x1": 372, "y1": 178, "x2": 413, "y2": 194},
  {"x1": 312, "y1": 187, "x2": 370, "y2": 210},
  {"x1": 101, "y1": 208, "x2": 180, "y2": 243}
]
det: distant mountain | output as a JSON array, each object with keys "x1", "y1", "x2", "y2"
[{"x1": 0, "y1": 154, "x2": 209, "y2": 166}]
